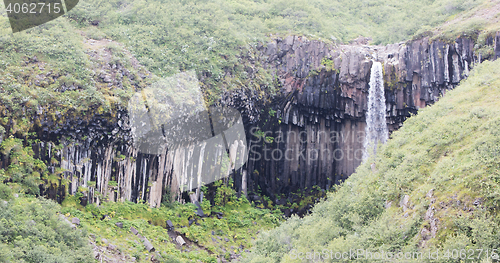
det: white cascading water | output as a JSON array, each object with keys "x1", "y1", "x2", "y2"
[{"x1": 363, "y1": 61, "x2": 388, "y2": 160}]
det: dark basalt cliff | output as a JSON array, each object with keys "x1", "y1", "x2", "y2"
[
  {"x1": 14, "y1": 34, "x2": 500, "y2": 207},
  {"x1": 230, "y1": 35, "x2": 476, "y2": 200}
]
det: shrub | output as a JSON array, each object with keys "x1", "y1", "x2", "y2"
[
  {"x1": 0, "y1": 197, "x2": 94, "y2": 262},
  {"x1": 0, "y1": 183, "x2": 12, "y2": 200},
  {"x1": 0, "y1": 138, "x2": 47, "y2": 196}
]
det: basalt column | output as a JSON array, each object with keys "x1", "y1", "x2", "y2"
[
  {"x1": 243, "y1": 35, "x2": 475, "y2": 199},
  {"x1": 245, "y1": 68, "x2": 367, "y2": 197}
]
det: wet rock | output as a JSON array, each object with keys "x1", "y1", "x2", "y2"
[{"x1": 194, "y1": 201, "x2": 205, "y2": 217}]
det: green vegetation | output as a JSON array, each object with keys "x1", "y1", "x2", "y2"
[
  {"x1": 0, "y1": 177, "x2": 281, "y2": 262},
  {"x1": 66, "y1": 0, "x2": 481, "y2": 47},
  {"x1": 430, "y1": 0, "x2": 500, "y2": 42},
  {"x1": 0, "y1": 134, "x2": 283, "y2": 262},
  {"x1": 245, "y1": 59, "x2": 500, "y2": 262},
  {"x1": 0, "y1": 137, "x2": 49, "y2": 196},
  {"x1": 60, "y1": 190, "x2": 281, "y2": 262},
  {"x1": 0, "y1": 197, "x2": 93, "y2": 263}
]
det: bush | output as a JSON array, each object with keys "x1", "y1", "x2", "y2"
[
  {"x1": 0, "y1": 138, "x2": 48, "y2": 196},
  {"x1": 0, "y1": 184, "x2": 12, "y2": 200},
  {"x1": 0, "y1": 197, "x2": 94, "y2": 262}
]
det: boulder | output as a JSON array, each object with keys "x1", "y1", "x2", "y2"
[
  {"x1": 59, "y1": 215, "x2": 76, "y2": 229},
  {"x1": 130, "y1": 226, "x2": 139, "y2": 235},
  {"x1": 400, "y1": 195, "x2": 410, "y2": 212},
  {"x1": 143, "y1": 237, "x2": 155, "y2": 252},
  {"x1": 176, "y1": 236, "x2": 186, "y2": 246},
  {"x1": 166, "y1": 220, "x2": 174, "y2": 230},
  {"x1": 193, "y1": 201, "x2": 205, "y2": 217}
]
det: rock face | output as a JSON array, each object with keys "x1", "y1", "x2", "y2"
[
  {"x1": 32, "y1": 130, "x2": 179, "y2": 207},
  {"x1": 240, "y1": 36, "x2": 475, "y2": 198},
  {"x1": 496, "y1": 32, "x2": 500, "y2": 60},
  {"x1": 19, "y1": 34, "x2": 494, "y2": 206}
]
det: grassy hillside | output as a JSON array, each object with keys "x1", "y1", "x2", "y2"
[
  {"x1": 0, "y1": 183, "x2": 282, "y2": 262},
  {"x1": 244, "y1": 59, "x2": 500, "y2": 262},
  {"x1": 431, "y1": 0, "x2": 500, "y2": 40}
]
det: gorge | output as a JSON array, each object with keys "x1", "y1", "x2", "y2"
[{"x1": 4, "y1": 33, "x2": 500, "y2": 210}]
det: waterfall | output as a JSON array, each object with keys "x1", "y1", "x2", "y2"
[{"x1": 363, "y1": 61, "x2": 388, "y2": 160}]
